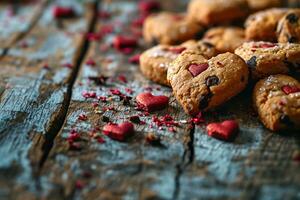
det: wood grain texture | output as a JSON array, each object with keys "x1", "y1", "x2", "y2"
[
  {"x1": 0, "y1": 0, "x2": 49, "y2": 50},
  {"x1": 0, "y1": 0, "x2": 299, "y2": 199},
  {"x1": 0, "y1": 0, "x2": 96, "y2": 198},
  {"x1": 40, "y1": 1, "x2": 193, "y2": 199}
]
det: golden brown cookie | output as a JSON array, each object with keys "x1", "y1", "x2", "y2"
[
  {"x1": 203, "y1": 27, "x2": 246, "y2": 53},
  {"x1": 277, "y1": 11, "x2": 300, "y2": 43},
  {"x1": 139, "y1": 40, "x2": 217, "y2": 86},
  {"x1": 245, "y1": 8, "x2": 290, "y2": 41},
  {"x1": 143, "y1": 12, "x2": 203, "y2": 45},
  {"x1": 247, "y1": 0, "x2": 282, "y2": 11},
  {"x1": 235, "y1": 41, "x2": 300, "y2": 80},
  {"x1": 167, "y1": 50, "x2": 249, "y2": 115},
  {"x1": 253, "y1": 75, "x2": 300, "y2": 131},
  {"x1": 187, "y1": 0, "x2": 249, "y2": 26}
]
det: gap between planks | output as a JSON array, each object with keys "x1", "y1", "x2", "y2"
[{"x1": 37, "y1": 0, "x2": 99, "y2": 171}]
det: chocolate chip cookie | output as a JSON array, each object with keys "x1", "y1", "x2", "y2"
[
  {"x1": 235, "y1": 41, "x2": 300, "y2": 80},
  {"x1": 167, "y1": 50, "x2": 249, "y2": 115},
  {"x1": 247, "y1": 0, "x2": 282, "y2": 11},
  {"x1": 253, "y1": 75, "x2": 300, "y2": 131},
  {"x1": 143, "y1": 12, "x2": 203, "y2": 45},
  {"x1": 203, "y1": 27, "x2": 246, "y2": 53},
  {"x1": 277, "y1": 11, "x2": 300, "y2": 43},
  {"x1": 245, "y1": 8, "x2": 289, "y2": 41},
  {"x1": 140, "y1": 40, "x2": 217, "y2": 86},
  {"x1": 187, "y1": 0, "x2": 249, "y2": 26}
]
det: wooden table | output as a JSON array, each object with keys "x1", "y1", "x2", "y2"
[{"x1": 0, "y1": 0, "x2": 299, "y2": 199}]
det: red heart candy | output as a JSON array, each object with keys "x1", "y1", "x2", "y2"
[
  {"x1": 103, "y1": 122, "x2": 134, "y2": 141},
  {"x1": 282, "y1": 85, "x2": 300, "y2": 95},
  {"x1": 136, "y1": 92, "x2": 169, "y2": 112},
  {"x1": 53, "y1": 6, "x2": 75, "y2": 18},
  {"x1": 113, "y1": 36, "x2": 138, "y2": 54},
  {"x1": 168, "y1": 47, "x2": 186, "y2": 54},
  {"x1": 206, "y1": 120, "x2": 239, "y2": 141},
  {"x1": 188, "y1": 63, "x2": 209, "y2": 77}
]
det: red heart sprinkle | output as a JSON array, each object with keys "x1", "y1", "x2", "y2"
[
  {"x1": 282, "y1": 85, "x2": 300, "y2": 95},
  {"x1": 206, "y1": 120, "x2": 239, "y2": 141},
  {"x1": 168, "y1": 47, "x2": 186, "y2": 54},
  {"x1": 53, "y1": 6, "x2": 75, "y2": 18},
  {"x1": 129, "y1": 54, "x2": 141, "y2": 64},
  {"x1": 103, "y1": 122, "x2": 134, "y2": 141},
  {"x1": 113, "y1": 36, "x2": 138, "y2": 54},
  {"x1": 136, "y1": 92, "x2": 169, "y2": 112},
  {"x1": 138, "y1": 0, "x2": 161, "y2": 14},
  {"x1": 188, "y1": 63, "x2": 209, "y2": 77}
]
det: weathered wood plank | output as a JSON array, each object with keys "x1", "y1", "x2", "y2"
[
  {"x1": 0, "y1": 0, "x2": 96, "y2": 198},
  {"x1": 40, "y1": 1, "x2": 193, "y2": 199},
  {"x1": 0, "y1": 0, "x2": 48, "y2": 51}
]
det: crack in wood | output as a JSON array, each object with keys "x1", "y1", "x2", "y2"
[
  {"x1": 37, "y1": 0, "x2": 99, "y2": 171},
  {"x1": 173, "y1": 123, "x2": 195, "y2": 199}
]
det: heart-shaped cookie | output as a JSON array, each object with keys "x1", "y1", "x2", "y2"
[
  {"x1": 253, "y1": 74, "x2": 300, "y2": 131},
  {"x1": 167, "y1": 50, "x2": 249, "y2": 116},
  {"x1": 139, "y1": 40, "x2": 217, "y2": 86},
  {"x1": 136, "y1": 92, "x2": 169, "y2": 111},
  {"x1": 206, "y1": 120, "x2": 239, "y2": 141},
  {"x1": 103, "y1": 122, "x2": 135, "y2": 141}
]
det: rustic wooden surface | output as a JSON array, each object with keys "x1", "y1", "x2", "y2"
[{"x1": 0, "y1": 0, "x2": 299, "y2": 199}]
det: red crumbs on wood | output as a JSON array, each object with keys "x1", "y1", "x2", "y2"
[
  {"x1": 118, "y1": 75, "x2": 127, "y2": 83},
  {"x1": 103, "y1": 122, "x2": 134, "y2": 141},
  {"x1": 97, "y1": 137, "x2": 106, "y2": 144},
  {"x1": 98, "y1": 10, "x2": 111, "y2": 19},
  {"x1": 100, "y1": 24, "x2": 114, "y2": 36},
  {"x1": 86, "y1": 32, "x2": 102, "y2": 41},
  {"x1": 110, "y1": 88, "x2": 122, "y2": 96},
  {"x1": 75, "y1": 180, "x2": 84, "y2": 190},
  {"x1": 138, "y1": 0, "x2": 161, "y2": 14},
  {"x1": 78, "y1": 114, "x2": 88, "y2": 121},
  {"x1": 168, "y1": 47, "x2": 186, "y2": 54},
  {"x1": 82, "y1": 91, "x2": 97, "y2": 98},
  {"x1": 152, "y1": 114, "x2": 179, "y2": 130},
  {"x1": 67, "y1": 129, "x2": 80, "y2": 143},
  {"x1": 282, "y1": 85, "x2": 300, "y2": 95},
  {"x1": 131, "y1": 16, "x2": 147, "y2": 27},
  {"x1": 190, "y1": 112, "x2": 205, "y2": 125},
  {"x1": 53, "y1": 6, "x2": 75, "y2": 18},
  {"x1": 136, "y1": 92, "x2": 169, "y2": 112},
  {"x1": 113, "y1": 36, "x2": 138, "y2": 54},
  {"x1": 63, "y1": 63, "x2": 73, "y2": 69},
  {"x1": 188, "y1": 63, "x2": 209, "y2": 77},
  {"x1": 86, "y1": 58, "x2": 96, "y2": 66},
  {"x1": 206, "y1": 120, "x2": 239, "y2": 141},
  {"x1": 129, "y1": 54, "x2": 141, "y2": 64}
]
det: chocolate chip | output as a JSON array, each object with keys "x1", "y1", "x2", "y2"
[
  {"x1": 288, "y1": 35, "x2": 297, "y2": 43},
  {"x1": 247, "y1": 56, "x2": 257, "y2": 68},
  {"x1": 279, "y1": 115, "x2": 294, "y2": 126},
  {"x1": 151, "y1": 38, "x2": 159, "y2": 46},
  {"x1": 205, "y1": 75, "x2": 219, "y2": 87},
  {"x1": 195, "y1": 31, "x2": 204, "y2": 40},
  {"x1": 199, "y1": 93, "x2": 213, "y2": 110},
  {"x1": 203, "y1": 42, "x2": 214, "y2": 48},
  {"x1": 286, "y1": 13, "x2": 298, "y2": 24}
]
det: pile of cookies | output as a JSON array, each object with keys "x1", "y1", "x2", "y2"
[{"x1": 139, "y1": 0, "x2": 300, "y2": 132}]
